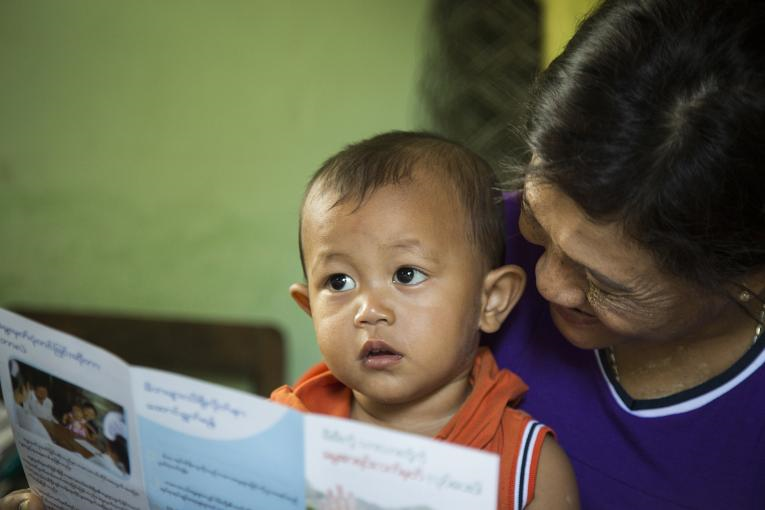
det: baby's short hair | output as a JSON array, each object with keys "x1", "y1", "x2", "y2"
[{"x1": 300, "y1": 131, "x2": 505, "y2": 273}]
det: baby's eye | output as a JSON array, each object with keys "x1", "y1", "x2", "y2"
[
  {"x1": 393, "y1": 267, "x2": 428, "y2": 285},
  {"x1": 327, "y1": 273, "x2": 356, "y2": 292}
]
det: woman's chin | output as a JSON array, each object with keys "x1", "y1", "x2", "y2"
[{"x1": 550, "y1": 303, "x2": 616, "y2": 350}]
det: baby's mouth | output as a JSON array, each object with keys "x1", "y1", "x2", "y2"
[{"x1": 359, "y1": 340, "x2": 403, "y2": 368}]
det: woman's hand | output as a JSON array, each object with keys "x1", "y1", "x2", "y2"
[{"x1": 0, "y1": 489, "x2": 44, "y2": 510}]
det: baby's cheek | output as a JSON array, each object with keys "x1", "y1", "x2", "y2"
[{"x1": 314, "y1": 315, "x2": 352, "y2": 357}]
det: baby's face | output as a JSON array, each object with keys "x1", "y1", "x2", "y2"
[
  {"x1": 83, "y1": 407, "x2": 96, "y2": 421},
  {"x1": 72, "y1": 406, "x2": 83, "y2": 420},
  {"x1": 299, "y1": 170, "x2": 486, "y2": 406}
]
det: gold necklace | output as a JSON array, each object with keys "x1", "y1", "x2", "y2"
[
  {"x1": 607, "y1": 346, "x2": 620, "y2": 382},
  {"x1": 607, "y1": 296, "x2": 765, "y2": 385}
]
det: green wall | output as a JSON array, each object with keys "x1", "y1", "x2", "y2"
[
  {"x1": 0, "y1": 0, "x2": 430, "y2": 384},
  {"x1": 0, "y1": 0, "x2": 597, "y2": 386}
]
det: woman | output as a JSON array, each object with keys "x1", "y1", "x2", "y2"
[
  {"x1": 490, "y1": 0, "x2": 765, "y2": 508},
  {"x1": 3, "y1": 0, "x2": 763, "y2": 508}
]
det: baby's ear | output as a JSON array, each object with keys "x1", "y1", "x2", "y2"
[
  {"x1": 479, "y1": 264, "x2": 526, "y2": 333},
  {"x1": 289, "y1": 283, "x2": 312, "y2": 316}
]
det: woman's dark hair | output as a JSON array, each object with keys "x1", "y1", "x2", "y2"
[{"x1": 520, "y1": 0, "x2": 765, "y2": 289}]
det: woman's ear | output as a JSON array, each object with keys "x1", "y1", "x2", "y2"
[
  {"x1": 479, "y1": 264, "x2": 526, "y2": 333},
  {"x1": 289, "y1": 283, "x2": 312, "y2": 316}
]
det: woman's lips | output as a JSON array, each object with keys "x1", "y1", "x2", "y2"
[
  {"x1": 359, "y1": 339, "x2": 403, "y2": 369},
  {"x1": 550, "y1": 303, "x2": 600, "y2": 326}
]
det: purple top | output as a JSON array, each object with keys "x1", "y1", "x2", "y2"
[{"x1": 487, "y1": 193, "x2": 765, "y2": 510}]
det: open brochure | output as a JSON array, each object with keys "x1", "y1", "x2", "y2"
[{"x1": 0, "y1": 309, "x2": 499, "y2": 510}]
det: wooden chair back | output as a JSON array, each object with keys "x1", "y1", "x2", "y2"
[{"x1": 9, "y1": 308, "x2": 285, "y2": 397}]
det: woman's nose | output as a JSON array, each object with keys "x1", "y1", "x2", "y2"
[
  {"x1": 535, "y1": 248, "x2": 588, "y2": 309},
  {"x1": 353, "y1": 288, "x2": 394, "y2": 327}
]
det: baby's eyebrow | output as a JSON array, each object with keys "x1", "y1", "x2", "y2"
[
  {"x1": 313, "y1": 250, "x2": 348, "y2": 262},
  {"x1": 384, "y1": 238, "x2": 423, "y2": 251},
  {"x1": 383, "y1": 239, "x2": 440, "y2": 262},
  {"x1": 308, "y1": 250, "x2": 350, "y2": 273}
]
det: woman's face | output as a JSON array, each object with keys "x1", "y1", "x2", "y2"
[{"x1": 519, "y1": 179, "x2": 734, "y2": 350}]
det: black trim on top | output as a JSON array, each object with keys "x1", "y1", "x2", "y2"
[
  {"x1": 516, "y1": 421, "x2": 540, "y2": 509},
  {"x1": 598, "y1": 331, "x2": 765, "y2": 411}
]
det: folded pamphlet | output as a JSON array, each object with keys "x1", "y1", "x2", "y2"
[{"x1": 0, "y1": 309, "x2": 499, "y2": 510}]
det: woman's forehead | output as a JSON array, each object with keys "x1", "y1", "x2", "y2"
[{"x1": 523, "y1": 179, "x2": 656, "y2": 283}]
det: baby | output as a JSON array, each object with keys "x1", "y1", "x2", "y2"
[
  {"x1": 63, "y1": 403, "x2": 95, "y2": 439},
  {"x1": 272, "y1": 131, "x2": 578, "y2": 509}
]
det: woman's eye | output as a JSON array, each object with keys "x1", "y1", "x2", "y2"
[
  {"x1": 585, "y1": 278, "x2": 615, "y2": 308},
  {"x1": 327, "y1": 274, "x2": 356, "y2": 292},
  {"x1": 393, "y1": 267, "x2": 427, "y2": 285}
]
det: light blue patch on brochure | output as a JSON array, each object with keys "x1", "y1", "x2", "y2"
[{"x1": 138, "y1": 410, "x2": 304, "y2": 510}]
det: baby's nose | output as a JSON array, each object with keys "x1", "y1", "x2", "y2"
[{"x1": 353, "y1": 290, "x2": 394, "y2": 326}]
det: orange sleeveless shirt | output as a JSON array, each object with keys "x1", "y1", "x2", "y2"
[{"x1": 271, "y1": 347, "x2": 552, "y2": 510}]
